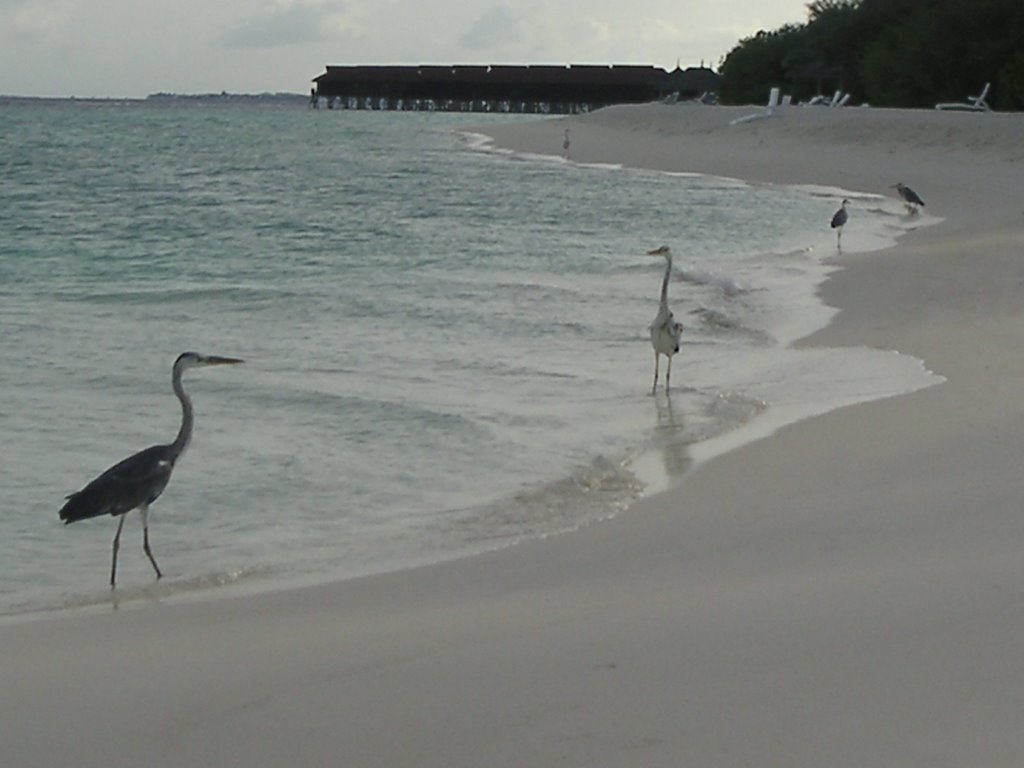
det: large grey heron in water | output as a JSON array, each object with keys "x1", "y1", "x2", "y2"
[
  {"x1": 831, "y1": 199, "x2": 849, "y2": 249},
  {"x1": 892, "y1": 182, "x2": 925, "y2": 213},
  {"x1": 59, "y1": 352, "x2": 243, "y2": 588},
  {"x1": 648, "y1": 245, "x2": 684, "y2": 394}
]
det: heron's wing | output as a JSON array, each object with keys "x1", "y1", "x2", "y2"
[
  {"x1": 652, "y1": 308, "x2": 684, "y2": 332},
  {"x1": 831, "y1": 209, "x2": 847, "y2": 228},
  {"x1": 651, "y1": 313, "x2": 684, "y2": 354},
  {"x1": 898, "y1": 185, "x2": 925, "y2": 206},
  {"x1": 650, "y1": 304, "x2": 671, "y2": 330},
  {"x1": 59, "y1": 445, "x2": 175, "y2": 523}
]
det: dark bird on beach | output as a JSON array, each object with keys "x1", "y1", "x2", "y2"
[
  {"x1": 59, "y1": 352, "x2": 243, "y2": 588},
  {"x1": 831, "y1": 198, "x2": 849, "y2": 250},
  {"x1": 892, "y1": 182, "x2": 925, "y2": 213},
  {"x1": 647, "y1": 245, "x2": 685, "y2": 394}
]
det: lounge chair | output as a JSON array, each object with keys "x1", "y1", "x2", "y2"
[
  {"x1": 730, "y1": 87, "x2": 781, "y2": 125},
  {"x1": 801, "y1": 92, "x2": 849, "y2": 107},
  {"x1": 935, "y1": 82, "x2": 991, "y2": 112}
]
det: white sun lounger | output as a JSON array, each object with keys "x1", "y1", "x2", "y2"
[
  {"x1": 936, "y1": 82, "x2": 991, "y2": 112},
  {"x1": 730, "y1": 87, "x2": 781, "y2": 125}
]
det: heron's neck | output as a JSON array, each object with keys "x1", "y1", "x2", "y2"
[
  {"x1": 169, "y1": 366, "x2": 194, "y2": 461},
  {"x1": 659, "y1": 254, "x2": 673, "y2": 310}
]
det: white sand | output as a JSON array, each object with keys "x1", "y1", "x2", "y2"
[{"x1": 4, "y1": 104, "x2": 1024, "y2": 767}]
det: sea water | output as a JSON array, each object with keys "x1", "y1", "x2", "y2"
[{"x1": 0, "y1": 99, "x2": 940, "y2": 615}]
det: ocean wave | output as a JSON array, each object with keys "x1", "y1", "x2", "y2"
[{"x1": 679, "y1": 268, "x2": 748, "y2": 295}]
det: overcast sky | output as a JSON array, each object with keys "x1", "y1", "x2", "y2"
[{"x1": 1, "y1": 0, "x2": 811, "y2": 97}]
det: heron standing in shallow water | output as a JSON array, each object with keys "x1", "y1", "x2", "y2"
[
  {"x1": 59, "y1": 352, "x2": 243, "y2": 588},
  {"x1": 831, "y1": 198, "x2": 849, "y2": 250},
  {"x1": 648, "y1": 245, "x2": 684, "y2": 394},
  {"x1": 892, "y1": 182, "x2": 925, "y2": 214}
]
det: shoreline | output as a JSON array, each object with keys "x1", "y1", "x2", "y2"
[
  {"x1": 4, "y1": 103, "x2": 1024, "y2": 766},
  {"x1": 468, "y1": 123, "x2": 945, "y2": 497},
  {"x1": 1, "y1": 125, "x2": 925, "y2": 621}
]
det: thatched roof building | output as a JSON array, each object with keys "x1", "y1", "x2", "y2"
[{"x1": 312, "y1": 64, "x2": 720, "y2": 112}]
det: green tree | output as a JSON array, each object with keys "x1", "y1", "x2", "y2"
[
  {"x1": 717, "y1": 0, "x2": 1024, "y2": 109},
  {"x1": 790, "y1": 0, "x2": 863, "y2": 99},
  {"x1": 996, "y1": 50, "x2": 1024, "y2": 110},
  {"x1": 718, "y1": 25, "x2": 804, "y2": 104},
  {"x1": 862, "y1": 0, "x2": 1024, "y2": 107}
]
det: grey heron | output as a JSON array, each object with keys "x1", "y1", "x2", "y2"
[
  {"x1": 831, "y1": 199, "x2": 849, "y2": 249},
  {"x1": 892, "y1": 182, "x2": 925, "y2": 213},
  {"x1": 59, "y1": 352, "x2": 243, "y2": 588},
  {"x1": 648, "y1": 245, "x2": 684, "y2": 394}
]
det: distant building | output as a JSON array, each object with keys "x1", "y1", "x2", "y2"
[
  {"x1": 662, "y1": 65, "x2": 721, "y2": 102},
  {"x1": 311, "y1": 64, "x2": 721, "y2": 113}
]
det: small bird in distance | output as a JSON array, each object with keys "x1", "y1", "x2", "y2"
[
  {"x1": 831, "y1": 198, "x2": 850, "y2": 250},
  {"x1": 892, "y1": 182, "x2": 925, "y2": 214}
]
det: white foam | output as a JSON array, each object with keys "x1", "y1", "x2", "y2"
[{"x1": 630, "y1": 183, "x2": 944, "y2": 494}]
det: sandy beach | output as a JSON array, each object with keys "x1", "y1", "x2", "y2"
[{"x1": 4, "y1": 103, "x2": 1024, "y2": 767}]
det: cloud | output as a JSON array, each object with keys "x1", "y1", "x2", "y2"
[
  {"x1": 457, "y1": 4, "x2": 529, "y2": 51},
  {"x1": 1, "y1": 0, "x2": 77, "y2": 45},
  {"x1": 454, "y1": 4, "x2": 682, "y2": 63},
  {"x1": 220, "y1": 1, "x2": 346, "y2": 49},
  {"x1": 0, "y1": 0, "x2": 813, "y2": 96}
]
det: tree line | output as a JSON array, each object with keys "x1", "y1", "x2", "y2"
[{"x1": 718, "y1": 0, "x2": 1024, "y2": 110}]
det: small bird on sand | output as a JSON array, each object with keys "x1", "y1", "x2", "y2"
[
  {"x1": 830, "y1": 199, "x2": 849, "y2": 250},
  {"x1": 892, "y1": 182, "x2": 925, "y2": 214}
]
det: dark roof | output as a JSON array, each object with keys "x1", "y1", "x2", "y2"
[
  {"x1": 314, "y1": 64, "x2": 668, "y2": 88},
  {"x1": 311, "y1": 64, "x2": 721, "y2": 111}
]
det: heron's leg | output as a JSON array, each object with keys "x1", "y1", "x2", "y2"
[
  {"x1": 140, "y1": 505, "x2": 163, "y2": 580},
  {"x1": 652, "y1": 351, "x2": 660, "y2": 394},
  {"x1": 666, "y1": 354, "x2": 673, "y2": 391},
  {"x1": 111, "y1": 514, "x2": 127, "y2": 589}
]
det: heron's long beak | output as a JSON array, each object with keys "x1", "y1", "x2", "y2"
[{"x1": 200, "y1": 355, "x2": 244, "y2": 366}]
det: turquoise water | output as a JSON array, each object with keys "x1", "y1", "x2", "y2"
[{"x1": 0, "y1": 100, "x2": 935, "y2": 615}]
